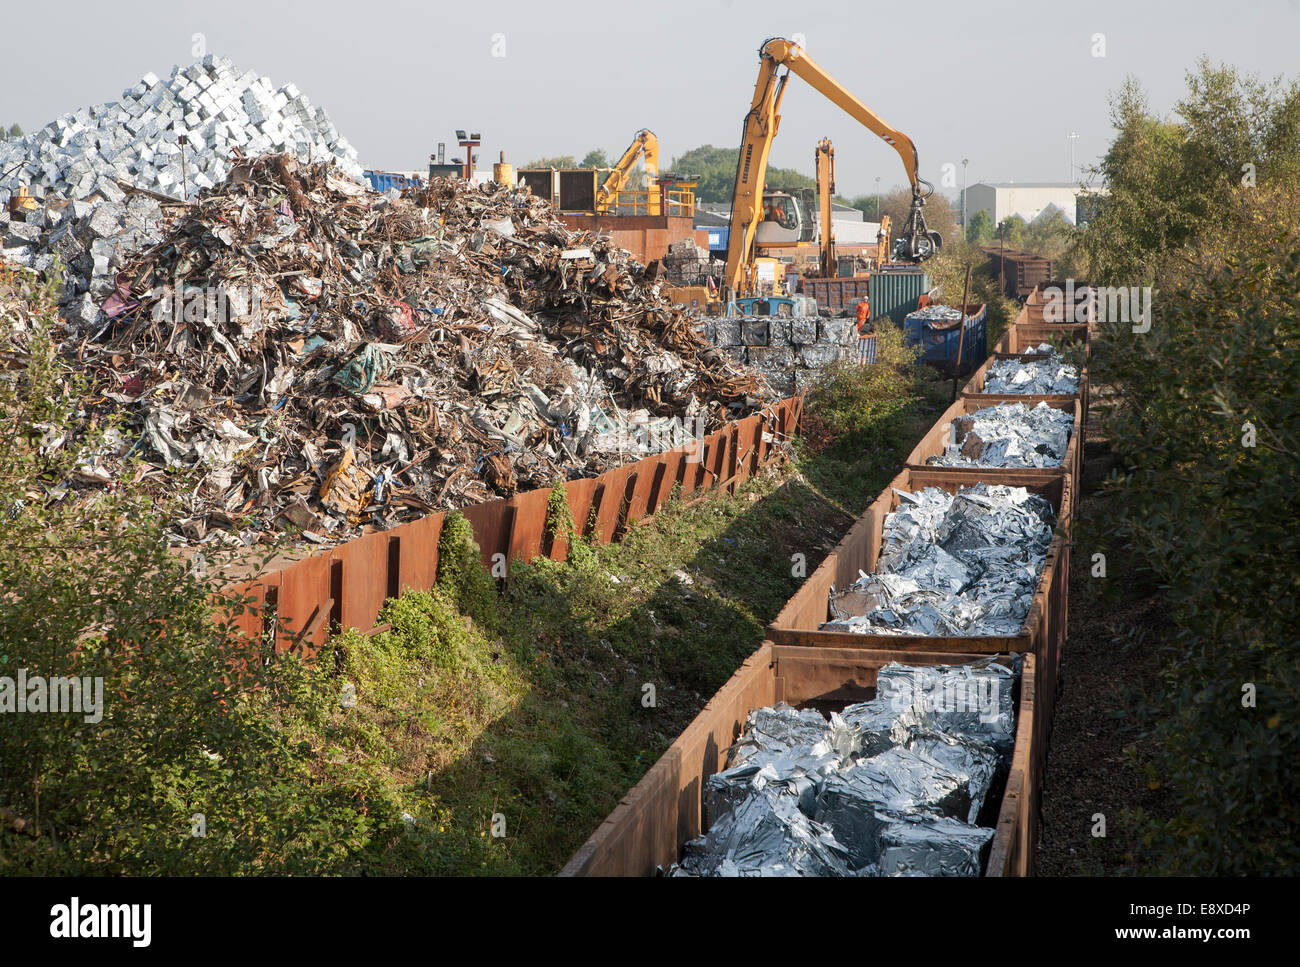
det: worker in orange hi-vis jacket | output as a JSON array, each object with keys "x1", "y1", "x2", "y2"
[{"x1": 855, "y1": 297, "x2": 871, "y2": 332}]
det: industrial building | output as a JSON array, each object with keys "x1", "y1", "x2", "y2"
[{"x1": 964, "y1": 182, "x2": 1085, "y2": 226}]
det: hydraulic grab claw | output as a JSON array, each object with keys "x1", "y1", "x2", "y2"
[{"x1": 893, "y1": 180, "x2": 943, "y2": 263}]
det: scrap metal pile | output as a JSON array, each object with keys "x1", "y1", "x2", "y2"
[
  {"x1": 984, "y1": 346, "x2": 1079, "y2": 395},
  {"x1": 671, "y1": 658, "x2": 1019, "y2": 876},
  {"x1": 1, "y1": 57, "x2": 361, "y2": 337},
  {"x1": 908, "y1": 304, "x2": 964, "y2": 321},
  {"x1": 927, "y1": 402, "x2": 1073, "y2": 469},
  {"x1": 36, "y1": 153, "x2": 769, "y2": 547},
  {"x1": 823, "y1": 484, "x2": 1055, "y2": 637},
  {"x1": 663, "y1": 238, "x2": 725, "y2": 286},
  {"x1": 0, "y1": 56, "x2": 361, "y2": 204}
]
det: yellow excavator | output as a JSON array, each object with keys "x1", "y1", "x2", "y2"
[
  {"x1": 595, "y1": 129, "x2": 659, "y2": 215},
  {"x1": 815, "y1": 137, "x2": 836, "y2": 279},
  {"x1": 724, "y1": 37, "x2": 941, "y2": 299}
]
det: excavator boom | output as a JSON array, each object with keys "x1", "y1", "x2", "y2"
[
  {"x1": 596, "y1": 129, "x2": 659, "y2": 214},
  {"x1": 724, "y1": 38, "x2": 940, "y2": 297},
  {"x1": 816, "y1": 138, "x2": 836, "y2": 279}
]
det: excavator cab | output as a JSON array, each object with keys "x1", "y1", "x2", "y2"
[
  {"x1": 755, "y1": 189, "x2": 805, "y2": 245},
  {"x1": 892, "y1": 183, "x2": 943, "y2": 262}
]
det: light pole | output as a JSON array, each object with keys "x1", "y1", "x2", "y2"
[
  {"x1": 456, "y1": 129, "x2": 481, "y2": 181},
  {"x1": 1067, "y1": 132, "x2": 1079, "y2": 183},
  {"x1": 875, "y1": 176, "x2": 881, "y2": 221},
  {"x1": 961, "y1": 158, "x2": 968, "y2": 234}
]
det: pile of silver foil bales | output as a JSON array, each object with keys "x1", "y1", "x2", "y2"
[
  {"x1": 672, "y1": 658, "x2": 1020, "y2": 876},
  {"x1": 926, "y1": 401, "x2": 1073, "y2": 469},
  {"x1": 9, "y1": 152, "x2": 768, "y2": 548},
  {"x1": 984, "y1": 346, "x2": 1079, "y2": 395},
  {"x1": 1, "y1": 58, "x2": 362, "y2": 329},
  {"x1": 823, "y1": 484, "x2": 1055, "y2": 637}
]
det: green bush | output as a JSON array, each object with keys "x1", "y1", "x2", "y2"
[
  {"x1": 802, "y1": 321, "x2": 921, "y2": 460},
  {"x1": 0, "y1": 267, "x2": 372, "y2": 874},
  {"x1": 1082, "y1": 60, "x2": 1300, "y2": 874}
]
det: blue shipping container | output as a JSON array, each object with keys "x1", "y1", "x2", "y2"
[
  {"x1": 699, "y1": 226, "x2": 729, "y2": 253},
  {"x1": 903, "y1": 304, "x2": 988, "y2": 376},
  {"x1": 364, "y1": 170, "x2": 423, "y2": 193}
]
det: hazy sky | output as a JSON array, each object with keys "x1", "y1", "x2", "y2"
[{"x1": 3, "y1": 0, "x2": 1298, "y2": 198}]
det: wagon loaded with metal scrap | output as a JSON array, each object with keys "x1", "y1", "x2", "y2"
[{"x1": 562, "y1": 309, "x2": 1091, "y2": 878}]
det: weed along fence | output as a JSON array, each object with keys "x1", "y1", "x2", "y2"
[
  {"x1": 218, "y1": 396, "x2": 804, "y2": 654},
  {"x1": 565, "y1": 307, "x2": 1092, "y2": 877}
]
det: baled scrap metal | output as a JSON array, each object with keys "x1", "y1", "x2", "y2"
[
  {"x1": 984, "y1": 350, "x2": 1079, "y2": 395},
  {"x1": 673, "y1": 658, "x2": 1019, "y2": 877},
  {"x1": 824, "y1": 484, "x2": 1055, "y2": 637},
  {"x1": 876, "y1": 814, "x2": 994, "y2": 876},
  {"x1": 28, "y1": 153, "x2": 769, "y2": 548},
  {"x1": 928, "y1": 401, "x2": 1073, "y2": 469},
  {"x1": 1, "y1": 57, "x2": 362, "y2": 330}
]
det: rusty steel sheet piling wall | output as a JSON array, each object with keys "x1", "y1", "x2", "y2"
[
  {"x1": 560, "y1": 646, "x2": 1040, "y2": 877},
  {"x1": 217, "y1": 396, "x2": 803, "y2": 653}
]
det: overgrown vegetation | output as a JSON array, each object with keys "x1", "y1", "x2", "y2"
[
  {"x1": 0, "y1": 267, "x2": 374, "y2": 874},
  {"x1": 1078, "y1": 58, "x2": 1300, "y2": 874},
  {"x1": 923, "y1": 239, "x2": 1021, "y2": 350},
  {"x1": 1, "y1": 255, "x2": 946, "y2": 873}
]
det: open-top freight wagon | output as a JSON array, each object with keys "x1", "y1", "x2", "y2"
[{"x1": 560, "y1": 645, "x2": 1045, "y2": 877}]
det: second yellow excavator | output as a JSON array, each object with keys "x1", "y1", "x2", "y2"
[
  {"x1": 595, "y1": 129, "x2": 659, "y2": 215},
  {"x1": 724, "y1": 37, "x2": 942, "y2": 298}
]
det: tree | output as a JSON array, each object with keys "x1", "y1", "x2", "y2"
[
  {"x1": 5, "y1": 124, "x2": 21, "y2": 139},
  {"x1": 523, "y1": 155, "x2": 576, "y2": 169},
  {"x1": 998, "y1": 215, "x2": 1027, "y2": 249},
  {"x1": 666, "y1": 144, "x2": 817, "y2": 203},
  {"x1": 1024, "y1": 207, "x2": 1072, "y2": 255},
  {"x1": 966, "y1": 209, "x2": 993, "y2": 244},
  {"x1": 1078, "y1": 59, "x2": 1300, "y2": 875},
  {"x1": 581, "y1": 149, "x2": 609, "y2": 169}
]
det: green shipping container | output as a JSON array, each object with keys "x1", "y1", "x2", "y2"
[{"x1": 870, "y1": 268, "x2": 931, "y2": 326}]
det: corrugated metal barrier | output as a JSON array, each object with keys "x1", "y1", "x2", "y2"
[{"x1": 217, "y1": 396, "x2": 804, "y2": 655}]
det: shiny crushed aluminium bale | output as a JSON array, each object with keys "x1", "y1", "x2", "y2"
[
  {"x1": 983, "y1": 350, "x2": 1079, "y2": 395},
  {"x1": 876, "y1": 814, "x2": 995, "y2": 876},
  {"x1": 15, "y1": 153, "x2": 770, "y2": 548},
  {"x1": 906, "y1": 731, "x2": 1002, "y2": 822},
  {"x1": 927, "y1": 401, "x2": 1073, "y2": 469},
  {"x1": 0, "y1": 57, "x2": 362, "y2": 318},
  {"x1": 672, "y1": 658, "x2": 1019, "y2": 877},
  {"x1": 813, "y1": 747, "x2": 972, "y2": 868},
  {"x1": 824, "y1": 484, "x2": 1055, "y2": 637},
  {"x1": 676, "y1": 786, "x2": 856, "y2": 877},
  {"x1": 877, "y1": 660, "x2": 1019, "y2": 753}
]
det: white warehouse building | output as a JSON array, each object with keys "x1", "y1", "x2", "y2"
[{"x1": 964, "y1": 182, "x2": 1085, "y2": 226}]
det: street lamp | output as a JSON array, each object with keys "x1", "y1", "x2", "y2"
[
  {"x1": 1067, "y1": 132, "x2": 1079, "y2": 183},
  {"x1": 961, "y1": 158, "x2": 968, "y2": 234},
  {"x1": 875, "y1": 176, "x2": 881, "y2": 221},
  {"x1": 457, "y1": 129, "x2": 482, "y2": 181}
]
